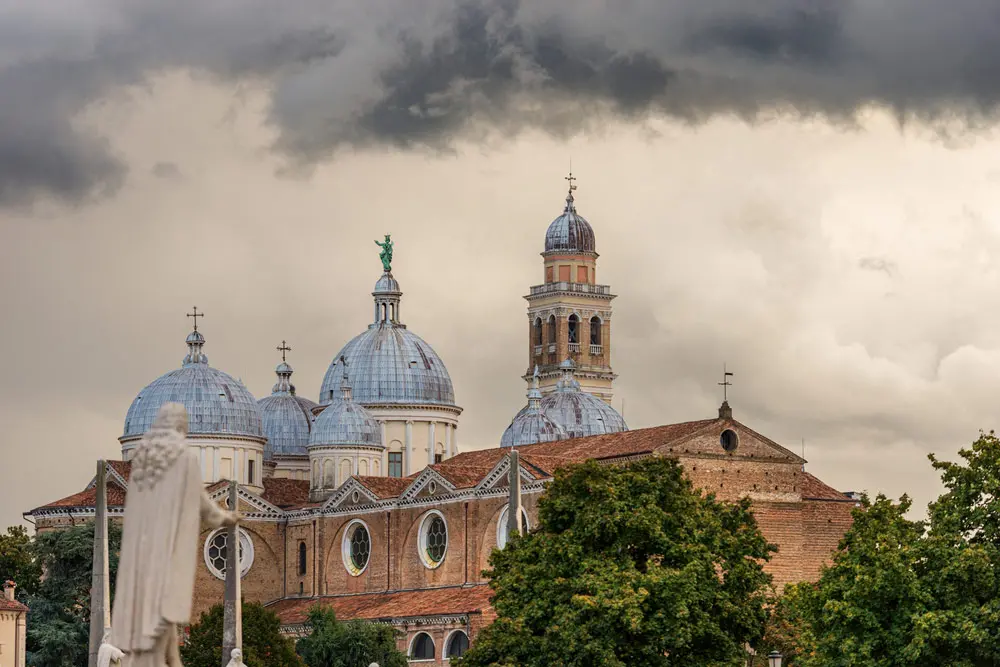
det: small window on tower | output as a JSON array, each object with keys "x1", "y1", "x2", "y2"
[
  {"x1": 558, "y1": 265, "x2": 571, "y2": 282},
  {"x1": 547, "y1": 315, "x2": 556, "y2": 345},
  {"x1": 388, "y1": 452, "x2": 403, "y2": 478},
  {"x1": 435, "y1": 453, "x2": 443, "y2": 463},
  {"x1": 545, "y1": 266, "x2": 554, "y2": 283},
  {"x1": 568, "y1": 314, "x2": 579, "y2": 344},
  {"x1": 534, "y1": 318, "x2": 543, "y2": 347},
  {"x1": 248, "y1": 459, "x2": 255, "y2": 485},
  {"x1": 577, "y1": 266, "x2": 588, "y2": 283},
  {"x1": 590, "y1": 316, "x2": 602, "y2": 346}
]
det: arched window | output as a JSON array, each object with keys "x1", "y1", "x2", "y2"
[
  {"x1": 445, "y1": 631, "x2": 470, "y2": 658},
  {"x1": 546, "y1": 315, "x2": 556, "y2": 344},
  {"x1": 533, "y1": 318, "x2": 543, "y2": 347},
  {"x1": 567, "y1": 314, "x2": 579, "y2": 344},
  {"x1": 590, "y1": 316, "x2": 602, "y2": 346},
  {"x1": 497, "y1": 507, "x2": 531, "y2": 550},
  {"x1": 323, "y1": 459, "x2": 335, "y2": 488},
  {"x1": 410, "y1": 632, "x2": 435, "y2": 660},
  {"x1": 298, "y1": 542, "x2": 307, "y2": 576},
  {"x1": 359, "y1": 458, "x2": 369, "y2": 476}
]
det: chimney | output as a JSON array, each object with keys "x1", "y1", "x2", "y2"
[{"x1": 3, "y1": 580, "x2": 15, "y2": 601}]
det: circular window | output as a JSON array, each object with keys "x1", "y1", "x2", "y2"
[
  {"x1": 203, "y1": 528, "x2": 254, "y2": 580},
  {"x1": 418, "y1": 510, "x2": 448, "y2": 568},
  {"x1": 720, "y1": 429, "x2": 739, "y2": 453},
  {"x1": 342, "y1": 520, "x2": 372, "y2": 575},
  {"x1": 496, "y1": 507, "x2": 531, "y2": 550}
]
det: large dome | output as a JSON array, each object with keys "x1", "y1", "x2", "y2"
[
  {"x1": 309, "y1": 379, "x2": 382, "y2": 448},
  {"x1": 122, "y1": 330, "x2": 263, "y2": 441},
  {"x1": 319, "y1": 271, "x2": 456, "y2": 407},
  {"x1": 544, "y1": 190, "x2": 595, "y2": 253},
  {"x1": 540, "y1": 359, "x2": 626, "y2": 438},
  {"x1": 501, "y1": 371, "x2": 568, "y2": 448},
  {"x1": 257, "y1": 361, "x2": 318, "y2": 460}
]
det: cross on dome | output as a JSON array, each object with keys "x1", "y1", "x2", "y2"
[
  {"x1": 187, "y1": 306, "x2": 204, "y2": 332},
  {"x1": 277, "y1": 340, "x2": 291, "y2": 363}
]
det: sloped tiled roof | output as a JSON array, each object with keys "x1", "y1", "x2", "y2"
[
  {"x1": 269, "y1": 585, "x2": 493, "y2": 625},
  {"x1": 429, "y1": 464, "x2": 496, "y2": 489},
  {"x1": 0, "y1": 597, "x2": 28, "y2": 613},
  {"x1": 261, "y1": 478, "x2": 310, "y2": 508},
  {"x1": 801, "y1": 472, "x2": 853, "y2": 501},
  {"x1": 355, "y1": 476, "x2": 413, "y2": 499}
]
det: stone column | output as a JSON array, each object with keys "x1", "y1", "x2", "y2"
[
  {"x1": 88, "y1": 460, "x2": 110, "y2": 667},
  {"x1": 213, "y1": 447, "x2": 220, "y2": 482},
  {"x1": 445, "y1": 425, "x2": 453, "y2": 459},
  {"x1": 222, "y1": 481, "x2": 241, "y2": 667},
  {"x1": 428, "y1": 422, "x2": 436, "y2": 463},
  {"x1": 507, "y1": 450, "x2": 523, "y2": 538},
  {"x1": 404, "y1": 421, "x2": 413, "y2": 475}
]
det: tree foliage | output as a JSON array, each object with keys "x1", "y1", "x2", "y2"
[
  {"x1": 0, "y1": 525, "x2": 41, "y2": 599},
  {"x1": 457, "y1": 457, "x2": 776, "y2": 667},
  {"x1": 775, "y1": 431, "x2": 1000, "y2": 666},
  {"x1": 181, "y1": 601, "x2": 302, "y2": 667},
  {"x1": 26, "y1": 521, "x2": 122, "y2": 667},
  {"x1": 296, "y1": 606, "x2": 407, "y2": 667}
]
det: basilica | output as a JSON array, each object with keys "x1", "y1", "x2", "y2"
[{"x1": 26, "y1": 179, "x2": 856, "y2": 666}]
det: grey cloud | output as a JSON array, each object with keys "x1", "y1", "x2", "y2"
[
  {"x1": 858, "y1": 256, "x2": 897, "y2": 275},
  {"x1": 151, "y1": 162, "x2": 181, "y2": 179},
  {"x1": 6, "y1": 0, "x2": 1000, "y2": 205}
]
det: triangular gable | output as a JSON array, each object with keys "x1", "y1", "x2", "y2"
[
  {"x1": 400, "y1": 468, "x2": 457, "y2": 501},
  {"x1": 206, "y1": 483, "x2": 284, "y2": 518},
  {"x1": 83, "y1": 461, "x2": 130, "y2": 494},
  {"x1": 474, "y1": 453, "x2": 539, "y2": 493},
  {"x1": 658, "y1": 419, "x2": 805, "y2": 464},
  {"x1": 321, "y1": 477, "x2": 381, "y2": 512}
]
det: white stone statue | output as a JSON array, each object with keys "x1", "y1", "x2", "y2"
[
  {"x1": 225, "y1": 649, "x2": 243, "y2": 667},
  {"x1": 100, "y1": 403, "x2": 238, "y2": 667}
]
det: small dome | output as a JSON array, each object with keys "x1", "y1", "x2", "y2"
[
  {"x1": 309, "y1": 376, "x2": 382, "y2": 448},
  {"x1": 540, "y1": 359, "x2": 626, "y2": 438},
  {"x1": 258, "y1": 360, "x2": 319, "y2": 460},
  {"x1": 122, "y1": 330, "x2": 263, "y2": 440},
  {"x1": 501, "y1": 368, "x2": 568, "y2": 447},
  {"x1": 319, "y1": 270, "x2": 457, "y2": 407},
  {"x1": 544, "y1": 190, "x2": 595, "y2": 253}
]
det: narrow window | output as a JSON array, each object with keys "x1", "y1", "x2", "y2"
[
  {"x1": 247, "y1": 459, "x2": 255, "y2": 485},
  {"x1": 577, "y1": 265, "x2": 588, "y2": 283},
  {"x1": 298, "y1": 542, "x2": 307, "y2": 576},
  {"x1": 388, "y1": 452, "x2": 403, "y2": 478},
  {"x1": 434, "y1": 453, "x2": 443, "y2": 464},
  {"x1": 533, "y1": 318, "x2": 543, "y2": 347},
  {"x1": 298, "y1": 581, "x2": 304, "y2": 595},
  {"x1": 558, "y1": 265, "x2": 571, "y2": 282},
  {"x1": 547, "y1": 315, "x2": 556, "y2": 344},
  {"x1": 545, "y1": 266, "x2": 553, "y2": 283},
  {"x1": 590, "y1": 316, "x2": 602, "y2": 346},
  {"x1": 568, "y1": 314, "x2": 579, "y2": 344}
]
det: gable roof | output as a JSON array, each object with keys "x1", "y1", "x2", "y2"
[
  {"x1": 0, "y1": 597, "x2": 28, "y2": 613},
  {"x1": 269, "y1": 584, "x2": 493, "y2": 626},
  {"x1": 260, "y1": 478, "x2": 310, "y2": 508}
]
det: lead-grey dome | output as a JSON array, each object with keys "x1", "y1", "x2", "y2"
[
  {"x1": 319, "y1": 272, "x2": 456, "y2": 407},
  {"x1": 258, "y1": 361, "x2": 318, "y2": 460},
  {"x1": 544, "y1": 190, "x2": 595, "y2": 253},
  {"x1": 309, "y1": 374, "x2": 382, "y2": 448},
  {"x1": 122, "y1": 329, "x2": 263, "y2": 441},
  {"x1": 501, "y1": 369, "x2": 568, "y2": 447},
  {"x1": 540, "y1": 359, "x2": 626, "y2": 438}
]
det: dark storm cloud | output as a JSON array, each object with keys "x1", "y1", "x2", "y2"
[{"x1": 5, "y1": 0, "x2": 1000, "y2": 205}]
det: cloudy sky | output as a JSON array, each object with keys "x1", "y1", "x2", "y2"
[{"x1": 4, "y1": 0, "x2": 1000, "y2": 529}]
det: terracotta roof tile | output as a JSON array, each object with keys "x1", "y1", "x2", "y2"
[
  {"x1": 355, "y1": 476, "x2": 412, "y2": 498},
  {"x1": 801, "y1": 472, "x2": 853, "y2": 501},
  {"x1": 32, "y1": 480, "x2": 127, "y2": 511},
  {"x1": 261, "y1": 479, "x2": 310, "y2": 508},
  {"x1": 0, "y1": 597, "x2": 28, "y2": 612},
  {"x1": 108, "y1": 460, "x2": 132, "y2": 480},
  {"x1": 429, "y1": 464, "x2": 495, "y2": 489},
  {"x1": 269, "y1": 585, "x2": 493, "y2": 625}
]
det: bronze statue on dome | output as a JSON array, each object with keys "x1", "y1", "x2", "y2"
[{"x1": 375, "y1": 234, "x2": 393, "y2": 272}]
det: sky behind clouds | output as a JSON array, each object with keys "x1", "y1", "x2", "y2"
[{"x1": 4, "y1": 1, "x2": 1000, "y2": 528}]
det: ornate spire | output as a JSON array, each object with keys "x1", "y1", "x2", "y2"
[
  {"x1": 527, "y1": 365, "x2": 542, "y2": 411},
  {"x1": 339, "y1": 356, "x2": 352, "y2": 402},
  {"x1": 555, "y1": 358, "x2": 581, "y2": 392},
  {"x1": 564, "y1": 171, "x2": 578, "y2": 213},
  {"x1": 182, "y1": 329, "x2": 208, "y2": 367},
  {"x1": 271, "y1": 342, "x2": 296, "y2": 396}
]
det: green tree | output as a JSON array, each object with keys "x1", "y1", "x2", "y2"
[
  {"x1": 26, "y1": 521, "x2": 122, "y2": 667},
  {"x1": 457, "y1": 457, "x2": 775, "y2": 667},
  {"x1": 296, "y1": 606, "x2": 407, "y2": 667},
  {"x1": 776, "y1": 431, "x2": 1000, "y2": 667},
  {"x1": 0, "y1": 525, "x2": 41, "y2": 600},
  {"x1": 182, "y1": 601, "x2": 302, "y2": 667}
]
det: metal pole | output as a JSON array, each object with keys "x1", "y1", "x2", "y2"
[
  {"x1": 88, "y1": 460, "x2": 111, "y2": 667},
  {"x1": 222, "y1": 480, "x2": 242, "y2": 667}
]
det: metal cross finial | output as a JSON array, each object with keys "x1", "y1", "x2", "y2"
[
  {"x1": 565, "y1": 170, "x2": 577, "y2": 193},
  {"x1": 718, "y1": 364, "x2": 734, "y2": 402},
  {"x1": 187, "y1": 307, "x2": 204, "y2": 332},
  {"x1": 277, "y1": 340, "x2": 291, "y2": 362}
]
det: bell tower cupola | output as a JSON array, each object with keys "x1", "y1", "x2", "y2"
[{"x1": 524, "y1": 173, "x2": 616, "y2": 403}]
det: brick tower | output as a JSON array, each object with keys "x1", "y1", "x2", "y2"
[{"x1": 524, "y1": 174, "x2": 616, "y2": 403}]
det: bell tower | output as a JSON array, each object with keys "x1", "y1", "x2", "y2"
[{"x1": 524, "y1": 174, "x2": 616, "y2": 403}]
